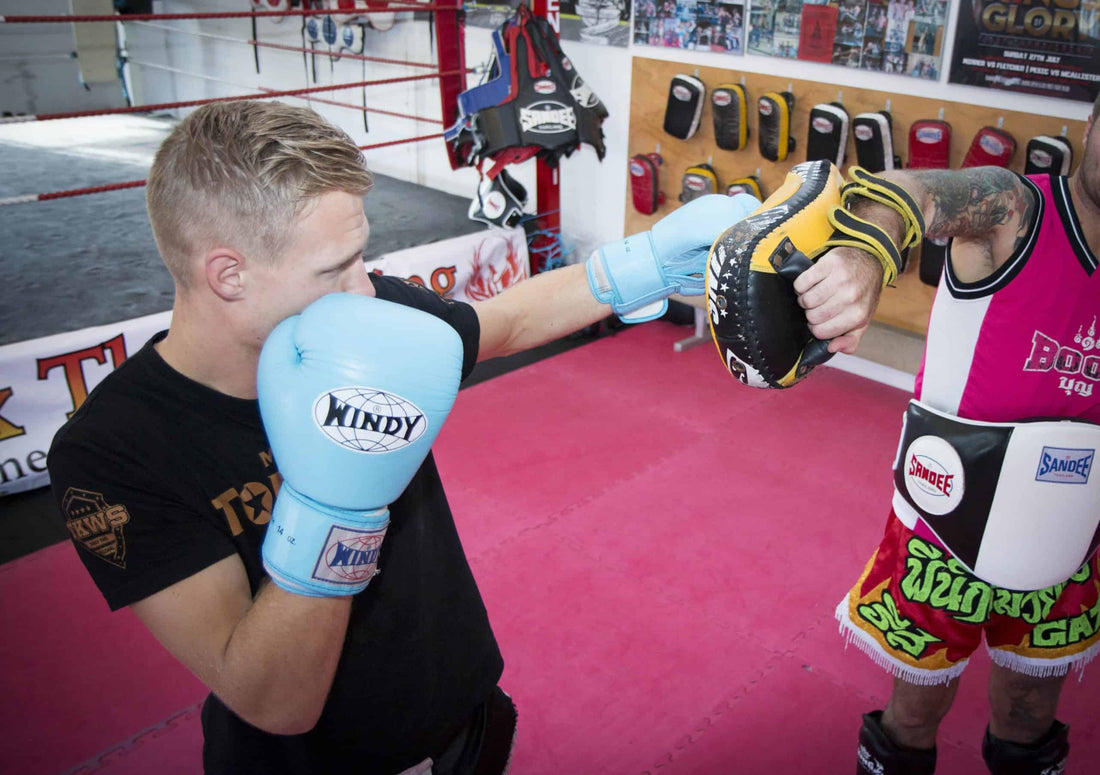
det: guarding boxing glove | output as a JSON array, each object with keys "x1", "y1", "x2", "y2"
[
  {"x1": 587, "y1": 193, "x2": 761, "y2": 324},
  {"x1": 257, "y1": 293, "x2": 463, "y2": 597}
]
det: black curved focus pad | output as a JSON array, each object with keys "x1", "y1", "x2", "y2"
[{"x1": 707, "y1": 159, "x2": 843, "y2": 389}]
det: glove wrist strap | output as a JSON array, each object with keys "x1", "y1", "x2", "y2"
[
  {"x1": 586, "y1": 232, "x2": 671, "y2": 322},
  {"x1": 262, "y1": 483, "x2": 389, "y2": 598}
]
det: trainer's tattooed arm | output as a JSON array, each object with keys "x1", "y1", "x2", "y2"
[{"x1": 873, "y1": 167, "x2": 1038, "y2": 282}]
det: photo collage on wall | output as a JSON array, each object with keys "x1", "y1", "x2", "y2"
[
  {"x1": 465, "y1": 1, "x2": 633, "y2": 47},
  {"x1": 632, "y1": 0, "x2": 747, "y2": 54},
  {"x1": 747, "y1": 0, "x2": 948, "y2": 78}
]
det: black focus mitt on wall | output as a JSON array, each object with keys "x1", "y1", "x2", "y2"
[
  {"x1": 1025, "y1": 135, "x2": 1074, "y2": 175},
  {"x1": 806, "y1": 102, "x2": 849, "y2": 168},
  {"x1": 727, "y1": 175, "x2": 762, "y2": 200},
  {"x1": 679, "y1": 163, "x2": 718, "y2": 203},
  {"x1": 853, "y1": 111, "x2": 902, "y2": 172},
  {"x1": 664, "y1": 74, "x2": 706, "y2": 140},
  {"x1": 758, "y1": 91, "x2": 795, "y2": 162},
  {"x1": 712, "y1": 84, "x2": 749, "y2": 151}
]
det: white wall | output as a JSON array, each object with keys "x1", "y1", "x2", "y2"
[
  {"x1": 50, "y1": 1, "x2": 1092, "y2": 261},
  {"x1": 0, "y1": 0, "x2": 128, "y2": 116}
]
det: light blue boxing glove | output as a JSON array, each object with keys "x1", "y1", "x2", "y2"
[
  {"x1": 586, "y1": 192, "x2": 761, "y2": 323},
  {"x1": 257, "y1": 293, "x2": 463, "y2": 597}
]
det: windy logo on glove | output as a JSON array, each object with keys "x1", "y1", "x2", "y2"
[
  {"x1": 313, "y1": 525, "x2": 385, "y2": 585},
  {"x1": 313, "y1": 388, "x2": 427, "y2": 453}
]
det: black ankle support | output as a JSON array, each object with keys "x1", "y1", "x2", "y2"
[
  {"x1": 858, "y1": 710, "x2": 937, "y2": 775},
  {"x1": 981, "y1": 720, "x2": 1069, "y2": 775}
]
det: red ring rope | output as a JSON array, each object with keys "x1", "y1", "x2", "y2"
[
  {"x1": 1, "y1": 70, "x2": 465, "y2": 123},
  {"x1": 359, "y1": 132, "x2": 444, "y2": 150},
  {"x1": 126, "y1": 58, "x2": 444, "y2": 124},
  {"x1": 0, "y1": 136, "x2": 447, "y2": 206},
  {"x1": 0, "y1": 180, "x2": 147, "y2": 206},
  {"x1": 126, "y1": 20, "x2": 447, "y2": 70},
  {"x1": 0, "y1": 8, "x2": 461, "y2": 23}
]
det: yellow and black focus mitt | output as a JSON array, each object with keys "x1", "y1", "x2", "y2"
[{"x1": 706, "y1": 159, "x2": 924, "y2": 389}]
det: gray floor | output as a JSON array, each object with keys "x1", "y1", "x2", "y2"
[{"x1": 0, "y1": 115, "x2": 481, "y2": 346}]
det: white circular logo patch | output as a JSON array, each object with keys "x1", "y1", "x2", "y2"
[
  {"x1": 758, "y1": 99, "x2": 773, "y2": 116},
  {"x1": 313, "y1": 387, "x2": 427, "y2": 453},
  {"x1": 686, "y1": 177, "x2": 705, "y2": 191},
  {"x1": 713, "y1": 91, "x2": 732, "y2": 107},
  {"x1": 629, "y1": 160, "x2": 645, "y2": 177},
  {"x1": 812, "y1": 117, "x2": 833, "y2": 133},
  {"x1": 854, "y1": 125, "x2": 874, "y2": 141},
  {"x1": 673, "y1": 85, "x2": 691, "y2": 101},
  {"x1": 916, "y1": 126, "x2": 943, "y2": 144},
  {"x1": 980, "y1": 134, "x2": 1005, "y2": 156},
  {"x1": 534, "y1": 79, "x2": 556, "y2": 95},
  {"x1": 903, "y1": 435, "x2": 965, "y2": 515},
  {"x1": 1029, "y1": 149, "x2": 1052, "y2": 168},
  {"x1": 483, "y1": 191, "x2": 506, "y2": 218}
]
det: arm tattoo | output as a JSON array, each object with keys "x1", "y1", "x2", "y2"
[{"x1": 908, "y1": 168, "x2": 1036, "y2": 248}]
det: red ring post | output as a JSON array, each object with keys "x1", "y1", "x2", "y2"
[{"x1": 529, "y1": 0, "x2": 562, "y2": 275}]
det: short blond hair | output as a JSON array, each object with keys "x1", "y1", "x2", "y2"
[{"x1": 146, "y1": 100, "x2": 372, "y2": 288}]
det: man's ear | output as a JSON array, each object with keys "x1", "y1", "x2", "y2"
[{"x1": 204, "y1": 248, "x2": 247, "y2": 301}]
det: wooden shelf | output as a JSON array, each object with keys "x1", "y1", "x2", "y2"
[{"x1": 625, "y1": 55, "x2": 1085, "y2": 335}]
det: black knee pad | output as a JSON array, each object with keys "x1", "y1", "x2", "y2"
[
  {"x1": 858, "y1": 710, "x2": 937, "y2": 775},
  {"x1": 982, "y1": 721, "x2": 1069, "y2": 775}
]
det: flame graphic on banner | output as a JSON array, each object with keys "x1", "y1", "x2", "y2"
[{"x1": 464, "y1": 235, "x2": 528, "y2": 301}]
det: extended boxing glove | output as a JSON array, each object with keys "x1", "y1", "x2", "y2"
[
  {"x1": 257, "y1": 293, "x2": 463, "y2": 597},
  {"x1": 586, "y1": 193, "x2": 760, "y2": 323}
]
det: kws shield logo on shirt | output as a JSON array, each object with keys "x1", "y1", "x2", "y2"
[{"x1": 61, "y1": 487, "x2": 131, "y2": 568}]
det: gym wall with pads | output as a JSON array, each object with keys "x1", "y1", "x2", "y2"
[{"x1": 623, "y1": 55, "x2": 1087, "y2": 337}]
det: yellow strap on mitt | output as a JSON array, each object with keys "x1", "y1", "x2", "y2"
[
  {"x1": 840, "y1": 166, "x2": 926, "y2": 285},
  {"x1": 810, "y1": 206, "x2": 905, "y2": 288}
]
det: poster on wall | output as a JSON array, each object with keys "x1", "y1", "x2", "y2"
[
  {"x1": 465, "y1": 1, "x2": 633, "y2": 46},
  {"x1": 948, "y1": 0, "x2": 1100, "y2": 103},
  {"x1": 747, "y1": 0, "x2": 947, "y2": 79},
  {"x1": 632, "y1": 0, "x2": 746, "y2": 54}
]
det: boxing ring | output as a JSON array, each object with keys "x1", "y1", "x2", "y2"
[
  {"x1": 0, "y1": 1, "x2": 549, "y2": 496},
  {"x1": 2, "y1": 5, "x2": 1098, "y2": 775}
]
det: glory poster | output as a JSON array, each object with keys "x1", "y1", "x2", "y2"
[{"x1": 948, "y1": 0, "x2": 1100, "y2": 103}]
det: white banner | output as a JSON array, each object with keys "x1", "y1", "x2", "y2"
[
  {"x1": 366, "y1": 227, "x2": 529, "y2": 302},
  {"x1": 0, "y1": 228, "x2": 528, "y2": 496}
]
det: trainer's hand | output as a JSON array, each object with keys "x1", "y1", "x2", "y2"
[{"x1": 793, "y1": 246, "x2": 884, "y2": 354}]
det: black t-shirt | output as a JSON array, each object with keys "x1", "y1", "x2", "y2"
[{"x1": 47, "y1": 275, "x2": 504, "y2": 774}]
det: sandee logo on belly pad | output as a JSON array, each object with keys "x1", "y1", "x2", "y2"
[{"x1": 1036, "y1": 447, "x2": 1094, "y2": 484}]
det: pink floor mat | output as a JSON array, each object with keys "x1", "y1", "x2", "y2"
[{"x1": 2, "y1": 321, "x2": 1096, "y2": 774}]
